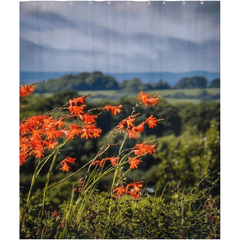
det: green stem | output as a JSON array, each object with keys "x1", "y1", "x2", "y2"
[
  {"x1": 42, "y1": 150, "x2": 58, "y2": 215},
  {"x1": 26, "y1": 139, "x2": 68, "y2": 205}
]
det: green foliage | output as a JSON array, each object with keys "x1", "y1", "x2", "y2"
[
  {"x1": 209, "y1": 78, "x2": 220, "y2": 88},
  {"x1": 20, "y1": 89, "x2": 220, "y2": 238},
  {"x1": 144, "y1": 120, "x2": 220, "y2": 197},
  {"x1": 20, "y1": 176, "x2": 220, "y2": 239},
  {"x1": 174, "y1": 76, "x2": 208, "y2": 89}
]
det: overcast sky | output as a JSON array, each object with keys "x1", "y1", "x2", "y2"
[{"x1": 20, "y1": 1, "x2": 220, "y2": 73}]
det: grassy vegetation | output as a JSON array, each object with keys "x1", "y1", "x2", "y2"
[
  {"x1": 150, "y1": 88, "x2": 220, "y2": 96},
  {"x1": 34, "y1": 88, "x2": 220, "y2": 105},
  {"x1": 164, "y1": 98, "x2": 202, "y2": 104},
  {"x1": 20, "y1": 86, "x2": 220, "y2": 239}
]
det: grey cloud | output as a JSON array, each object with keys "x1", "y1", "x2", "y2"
[{"x1": 20, "y1": 1, "x2": 220, "y2": 73}]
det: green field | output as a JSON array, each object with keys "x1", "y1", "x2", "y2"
[
  {"x1": 34, "y1": 88, "x2": 220, "y2": 105},
  {"x1": 150, "y1": 88, "x2": 220, "y2": 96}
]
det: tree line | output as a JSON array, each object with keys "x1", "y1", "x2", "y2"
[{"x1": 33, "y1": 71, "x2": 220, "y2": 93}]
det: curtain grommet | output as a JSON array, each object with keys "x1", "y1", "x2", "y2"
[
  {"x1": 148, "y1": 1, "x2": 150, "y2": 5},
  {"x1": 89, "y1": 1, "x2": 92, "y2": 4},
  {"x1": 127, "y1": 1, "x2": 130, "y2": 4},
  {"x1": 163, "y1": 1, "x2": 166, "y2": 4},
  {"x1": 51, "y1": 1, "x2": 54, "y2": 4},
  {"x1": 70, "y1": 1, "x2": 73, "y2": 5},
  {"x1": 33, "y1": 1, "x2": 36, "y2": 4},
  {"x1": 108, "y1": 1, "x2": 111, "y2": 4},
  {"x1": 201, "y1": 1, "x2": 204, "y2": 4},
  {"x1": 182, "y1": 1, "x2": 185, "y2": 4}
]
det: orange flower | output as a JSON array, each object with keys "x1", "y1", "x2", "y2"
[
  {"x1": 60, "y1": 157, "x2": 76, "y2": 172},
  {"x1": 60, "y1": 161, "x2": 70, "y2": 172},
  {"x1": 103, "y1": 105, "x2": 122, "y2": 115},
  {"x1": 65, "y1": 157, "x2": 76, "y2": 164},
  {"x1": 92, "y1": 160, "x2": 101, "y2": 166},
  {"x1": 127, "y1": 128, "x2": 140, "y2": 139},
  {"x1": 138, "y1": 91, "x2": 158, "y2": 106},
  {"x1": 20, "y1": 84, "x2": 34, "y2": 97},
  {"x1": 118, "y1": 116, "x2": 136, "y2": 130},
  {"x1": 126, "y1": 182, "x2": 143, "y2": 200},
  {"x1": 127, "y1": 122, "x2": 145, "y2": 138},
  {"x1": 92, "y1": 156, "x2": 119, "y2": 167},
  {"x1": 113, "y1": 186, "x2": 125, "y2": 198},
  {"x1": 20, "y1": 115, "x2": 66, "y2": 165},
  {"x1": 45, "y1": 140, "x2": 58, "y2": 150},
  {"x1": 68, "y1": 97, "x2": 86, "y2": 116},
  {"x1": 92, "y1": 158, "x2": 107, "y2": 167},
  {"x1": 126, "y1": 182, "x2": 143, "y2": 193},
  {"x1": 55, "y1": 119, "x2": 66, "y2": 129},
  {"x1": 46, "y1": 129, "x2": 63, "y2": 141},
  {"x1": 128, "y1": 157, "x2": 142, "y2": 169},
  {"x1": 133, "y1": 142, "x2": 156, "y2": 156},
  {"x1": 82, "y1": 113, "x2": 98, "y2": 124},
  {"x1": 80, "y1": 124, "x2": 102, "y2": 139},
  {"x1": 134, "y1": 122, "x2": 145, "y2": 132},
  {"x1": 67, "y1": 124, "x2": 82, "y2": 140},
  {"x1": 108, "y1": 156, "x2": 120, "y2": 166},
  {"x1": 145, "y1": 115, "x2": 158, "y2": 128}
]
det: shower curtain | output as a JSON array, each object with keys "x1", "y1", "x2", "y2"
[{"x1": 19, "y1": 1, "x2": 220, "y2": 239}]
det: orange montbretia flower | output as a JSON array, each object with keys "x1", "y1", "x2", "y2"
[
  {"x1": 80, "y1": 124, "x2": 102, "y2": 139},
  {"x1": 138, "y1": 91, "x2": 158, "y2": 106},
  {"x1": 67, "y1": 124, "x2": 82, "y2": 140},
  {"x1": 127, "y1": 122, "x2": 145, "y2": 139},
  {"x1": 113, "y1": 186, "x2": 125, "y2": 198},
  {"x1": 68, "y1": 97, "x2": 86, "y2": 117},
  {"x1": 118, "y1": 116, "x2": 136, "y2": 131},
  {"x1": 82, "y1": 113, "x2": 98, "y2": 124},
  {"x1": 20, "y1": 84, "x2": 34, "y2": 97},
  {"x1": 113, "y1": 182, "x2": 143, "y2": 200},
  {"x1": 103, "y1": 105, "x2": 122, "y2": 115},
  {"x1": 20, "y1": 115, "x2": 66, "y2": 166},
  {"x1": 92, "y1": 156, "x2": 119, "y2": 167},
  {"x1": 126, "y1": 182, "x2": 143, "y2": 200},
  {"x1": 60, "y1": 157, "x2": 76, "y2": 172},
  {"x1": 67, "y1": 124, "x2": 102, "y2": 140},
  {"x1": 133, "y1": 142, "x2": 156, "y2": 156},
  {"x1": 108, "y1": 156, "x2": 120, "y2": 166},
  {"x1": 118, "y1": 113, "x2": 144, "y2": 139},
  {"x1": 145, "y1": 115, "x2": 158, "y2": 128},
  {"x1": 128, "y1": 157, "x2": 142, "y2": 169}
]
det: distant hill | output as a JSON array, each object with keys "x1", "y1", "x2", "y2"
[
  {"x1": 23, "y1": 71, "x2": 220, "y2": 93},
  {"x1": 20, "y1": 71, "x2": 220, "y2": 86},
  {"x1": 34, "y1": 71, "x2": 120, "y2": 93},
  {"x1": 208, "y1": 78, "x2": 220, "y2": 88},
  {"x1": 174, "y1": 76, "x2": 208, "y2": 89}
]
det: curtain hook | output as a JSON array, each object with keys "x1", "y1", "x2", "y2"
[
  {"x1": 201, "y1": 1, "x2": 204, "y2": 4},
  {"x1": 127, "y1": 0, "x2": 130, "y2": 4},
  {"x1": 33, "y1": 1, "x2": 36, "y2": 4},
  {"x1": 51, "y1": 1, "x2": 54, "y2": 4},
  {"x1": 89, "y1": 0, "x2": 92, "y2": 4},
  {"x1": 163, "y1": 1, "x2": 166, "y2": 4},
  {"x1": 108, "y1": 1, "x2": 111, "y2": 4},
  {"x1": 182, "y1": 1, "x2": 185, "y2": 4},
  {"x1": 148, "y1": 1, "x2": 151, "y2": 5},
  {"x1": 70, "y1": 1, "x2": 73, "y2": 4}
]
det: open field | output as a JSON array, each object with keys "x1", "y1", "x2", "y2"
[
  {"x1": 34, "y1": 88, "x2": 220, "y2": 105},
  {"x1": 149, "y1": 88, "x2": 220, "y2": 96}
]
